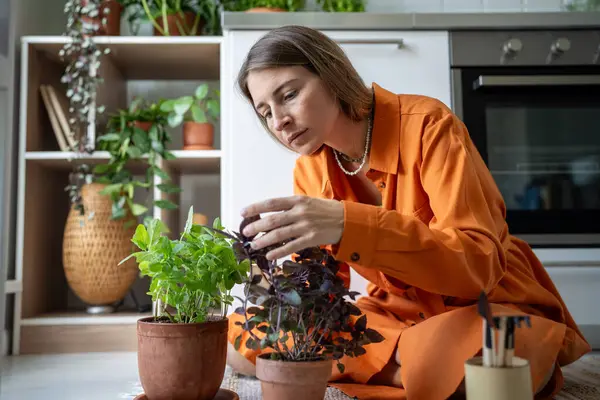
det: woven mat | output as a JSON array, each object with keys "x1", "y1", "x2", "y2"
[{"x1": 124, "y1": 355, "x2": 600, "y2": 399}]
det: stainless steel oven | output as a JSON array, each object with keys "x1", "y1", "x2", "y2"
[{"x1": 450, "y1": 29, "x2": 600, "y2": 247}]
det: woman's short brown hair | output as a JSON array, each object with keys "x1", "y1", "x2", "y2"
[{"x1": 236, "y1": 25, "x2": 373, "y2": 128}]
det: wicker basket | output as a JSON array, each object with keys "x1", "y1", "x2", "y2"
[{"x1": 62, "y1": 183, "x2": 139, "y2": 307}]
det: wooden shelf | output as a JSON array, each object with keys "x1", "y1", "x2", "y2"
[
  {"x1": 21, "y1": 310, "x2": 151, "y2": 326},
  {"x1": 25, "y1": 150, "x2": 221, "y2": 174},
  {"x1": 23, "y1": 36, "x2": 222, "y2": 80}
]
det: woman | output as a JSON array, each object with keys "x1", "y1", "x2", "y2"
[{"x1": 226, "y1": 25, "x2": 590, "y2": 399}]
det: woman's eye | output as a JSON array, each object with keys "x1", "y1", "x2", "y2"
[
  {"x1": 264, "y1": 111, "x2": 272, "y2": 119},
  {"x1": 284, "y1": 91, "x2": 297, "y2": 101}
]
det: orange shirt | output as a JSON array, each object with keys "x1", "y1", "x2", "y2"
[{"x1": 228, "y1": 83, "x2": 590, "y2": 400}]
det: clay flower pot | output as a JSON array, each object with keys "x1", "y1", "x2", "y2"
[
  {"x1": 183, "y1": 122, "x2": 214, "y2": 150},
  {"x1": 255, "y1": 354, "x2": 333, "y2": 400},
  {"x1": 153, "y1": 12, "x2": 204, "y2": 36},
  {"x1": 137, "y1": 316, "x2": 228, "y2": 400}
]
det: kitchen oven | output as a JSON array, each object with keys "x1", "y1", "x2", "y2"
[{"x1": 451, "y1": 29, "x2": 600, "y2": 247}]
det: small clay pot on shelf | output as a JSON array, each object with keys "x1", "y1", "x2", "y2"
[{"x1": 183, "y1": 122, "x2": 214, "y2": 150}]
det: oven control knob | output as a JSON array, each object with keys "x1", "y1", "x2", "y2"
[
  {"x1": 551, "y1": 37, "x2": 571, "y2": 54},
  {"x1": 502, "y1": 38, "x2": 523, "y2": 55}
]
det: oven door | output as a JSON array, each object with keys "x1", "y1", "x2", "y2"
[{"x1": 454, "y1": 67, "x2": 600, "y2": 247}]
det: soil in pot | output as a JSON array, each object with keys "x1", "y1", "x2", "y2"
[
  {"x1": 183, "y1": 122, "x2": 214, "y2": 150},
  {"x1": 81, "y1": 0, "x2": 122, "y2": 36},
  {"x1": 255, "y1": 354, "x2": 333, "y2": 400},
  {"x1": 153, "y1": 12, "x2": 204, "y2": 36},
  {"x1": 137, "y1": 316, "x2": 228, "y2": 400}
]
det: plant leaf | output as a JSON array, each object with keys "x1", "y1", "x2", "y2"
[
  {"x1": 195, "y1": 84, "x2": 208, "y2": 99},
  {"x1": 190, "y1": 104, "x2": 207, "y2": 123},
  {"x1": 167, "y1": 112, "x2": 184, "y2": 128},
  {"x1": 174, "y1": 96, "x2": 194, "y2": 115},
  {"x1": 154, "y1": 199, "x2": 178, "y2": 210},
  {"x1": 129, "y1": 203, "x2": 148, "y2": 216},
  {"x1": 281, "y1": 289, "x2": 301, "y2": 306}
]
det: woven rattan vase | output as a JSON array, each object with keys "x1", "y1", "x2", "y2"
[{"x1": 63, "y1": 183, "x2": 139, "y2": 313}]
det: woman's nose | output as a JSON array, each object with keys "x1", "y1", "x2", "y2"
[{"x1": 272, "y1": 112, "x2": 292, "y2": 132}]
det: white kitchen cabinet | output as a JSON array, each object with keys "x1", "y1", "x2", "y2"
[{"x1": 222, "y1": 29, "x2": 451, "y2": 302}]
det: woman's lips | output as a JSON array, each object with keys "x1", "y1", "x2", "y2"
[{"x1": 288, "y1": 128, "x2": 308, "y2": 145}]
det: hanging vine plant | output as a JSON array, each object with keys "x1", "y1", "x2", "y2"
[{"x1": 60, "y1": 0, "x2": 112, "y2": 215}]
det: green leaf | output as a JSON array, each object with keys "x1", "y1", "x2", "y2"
[
  {"x1": 130, "y1": 203, "x2": 148, "y2": 216},
  {"x1": 183, "y1": 206, "x2": 194, "y2": 236},
  {"x1": 98, "y1": 133, "x2": 121, "y2": 141},
  {"x1": 132, "y1": 224, "x2": 150, "y2": 250},
  {"x1": 126, "y1": 145, "x2": 142, "y2": 159},
  {"x1": 281, "y1": 289, "x2": 301, "y2": 306},
  {"x1": 93, "y1": 163, "x2": 112, "y2": 174},
  {"x1": 99, "y1": 183, "x2": 122, "y2": 196},
  {"x1": 173, "y1": 96, "x2": 194, "y2": 115},
  {"x1": 206, "y1": 99, "x2": 220, "y2": 118},
  {"x1": 160, "y1": 99, "x2": 176, "y2": 112},
  {"x1": 336, "y1": 363, "x2": 345, "y2": 374},
  {"x1": 151, "y1": 140, "x2": 164, "y2": 153},
  {"x1": 195, "y1": 84, "x2": 209, "y2": 99},
  {"x1": 234, "y1": 335, "x2": 242, "y2": 351},
  {"x1": 167, "y1": 112, "x2": 184, "y2": 128},
  {"x1": 157, "y1": 183, "x2": 182, "y2": 193},
  {"x1": 132, "y1": 128, "x2": 151, "y2": 153},
  {"x1": 190, "y1": 104, "x2": 207, "y2": 123},
  {"x1": 152, "y1": 166, "x2": 170, "y2": 180},
  {"x1": 154, "y1": 199, "x2": 178, "y2": 210}
]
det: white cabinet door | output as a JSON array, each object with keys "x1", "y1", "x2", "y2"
[{"x1": 222, "y1": 30, "x2": 451, "y2": 304}]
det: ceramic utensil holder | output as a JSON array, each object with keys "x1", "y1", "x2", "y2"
[{"x1": 464, "y1": 356, "x2": 533, "y2": 400}]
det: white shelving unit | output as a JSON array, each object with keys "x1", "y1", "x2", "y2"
[{"x1": 11, "y1": 35, "x2": 225, "y2": 355}]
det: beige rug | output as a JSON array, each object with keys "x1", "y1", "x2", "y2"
[{"x1": 126, "y1": 355, "x2": 600, "y2": 399}]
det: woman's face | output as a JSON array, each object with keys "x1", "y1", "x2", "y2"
[{"x1": 246, "y1": 66, "x2": 339, "y2": 155}]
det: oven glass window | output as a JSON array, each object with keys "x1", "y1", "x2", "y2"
[{"x1": 486, "y1": 104, "x2": 600, "y2": 212}]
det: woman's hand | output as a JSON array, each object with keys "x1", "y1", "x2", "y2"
[{"x1": 240, "y1": 195, "x2": 344, "y2": 261}]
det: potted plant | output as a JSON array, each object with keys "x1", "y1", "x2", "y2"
[
  {"x1": 222, "y1": 0, "x2": 305, "y2": 12},
  {"x1": 317, "y1": 0, "x2": 365, "y2": 12},
  {"x1": 121, "y1": 0, "x2": 207, "y2": 36},
  {"x1": 204, "y1": 215, "x2": 385, "y2": 400},
  {"x1": 161, "y1": 83, "x2": 220, "y2": 150},
  {"x1": 121, "y1": 207, "x2": 249, "y2": 399},
  {"x1": 94, "y1": 96, "x2": 181, "y2": 222}
]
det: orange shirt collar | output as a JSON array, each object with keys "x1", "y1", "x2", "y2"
[{"x1": 319, "y1": 82, "x2": 400, "y2": 193}]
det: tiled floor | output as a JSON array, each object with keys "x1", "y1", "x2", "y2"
[{"x1": 0, "y1": 352, "x2": 142, "y2": 400}]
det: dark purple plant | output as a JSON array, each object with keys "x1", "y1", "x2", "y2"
[{"x1": 204, "y1": 215, "x2": 384, "y2": 373}]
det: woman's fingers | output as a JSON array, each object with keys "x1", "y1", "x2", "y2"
[
  {"x1": 250, "y1": 221, "x2": 306, "y2": 253},
  {"x1": 242, "y1": 206, "x2": 299, "y2": 238},
  {"x1": 241, "y1": 195, "x2": 305, "y2": 219}
]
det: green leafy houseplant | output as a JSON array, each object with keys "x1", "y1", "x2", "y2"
[
  {"x1": 120, "y1": 0, "x2": 216, "y2": 35},
  {"x1": 221, "y1": 0, "x2": 305, "y2": 12},
  {"x1": 205, "y1": 215, "x2": 385, "y2": 374},
  {"x1": 122, "y1": 207, "x2": 249, "y2": 322},
  {"x1": 94, "y1": 97, "x2": 180, "y2": 222},
  {"x1": 317, "y1": 0, "x2": 365, "y2": 12},
  {"x1": 160, "y1": 84, "x2": 220, "y2": 128}
]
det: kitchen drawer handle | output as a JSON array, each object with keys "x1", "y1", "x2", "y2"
[
  {"x1": 473, "y1": 75, "x2": 600, "y2": 89},
  {"x1": 336, "y1": 39, "x2": 404, "y2": 49}
]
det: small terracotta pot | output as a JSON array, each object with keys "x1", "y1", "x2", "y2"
[
  {"x1": 183, "y1": 122, "x2": 214, "y2": 150},
  {"x1": 246, "y1": 7, "x2": 287, "y2": 12},
  {"x1": 153, "y1": 12, "x2": 204, "y2": 36},
  {"x1": 81, "y1": 0, "x2": 122, "y2": 36},
  {"x1": 133, "y1": 121, "x2": 153, "y2": 131},
  {"x1": 137, "y1": 316, "x2": 228, "y2": 400},
  {"x1": 256, "y1": 354, "x2": 333, "y2": 400}
]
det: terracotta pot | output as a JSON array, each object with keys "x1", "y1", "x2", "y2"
[
  {"x1": 81, "y1": 0, "x2": 122, "y2": 36},
  {"x1": 255, "y1": 354, "x2": 333, "y2": 400},
  {"x1": 133, "y1": 121, "x2": 153, "y2": 131},
  {"x1": 137, "y1": 316, "x2": 228, "y2": 400},
  {"x1": 246, "y1": 7, "x2": 287, "y2": 12},
  {"x1": 153, "y1": 12, "x2": 204, "y2": 36},
  {"x1": 62, "y1": 183, "x2": 138, "y2": 307},
  {"x1": 183, "y1": 122, "x2": 214, "y2": 150}
]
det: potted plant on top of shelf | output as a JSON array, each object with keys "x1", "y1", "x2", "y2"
[
  {"x1": 122, "y1": 0, "x2": 210, "y2": 36},
  {"x1": 221, "y1": 0, "x2": 305, "y2": 12},
  {"x1": 122, "y1": 206, "x2": 249, "y2": 399},
  {"x1": 204, "y1": 215, "x2": 385, "y2": 400},
  {"x1": 160, "y1": 83, "x2": 220, "y2": 150},
  {"x1": 317, "y1": 0, "x2": 365, "y2": 12}
]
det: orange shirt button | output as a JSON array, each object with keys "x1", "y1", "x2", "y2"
[
  {"x1": 378, "y1": 182, "x2": 386, "y2": 189},
  {"x1": 350, "y1": 252, "x2": 360, "y2": 262},
  {"x1": 419, "y1": 312, "x2": 426, "y2": 319}
]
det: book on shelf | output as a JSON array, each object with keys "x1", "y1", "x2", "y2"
[{"x1": 39, "y1": 84, "x2": 77, "y2": 152}]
